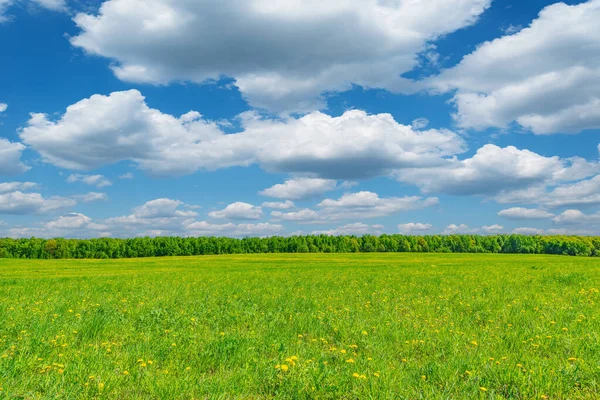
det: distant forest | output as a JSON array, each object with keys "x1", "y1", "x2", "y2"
[{"x1": 1, "y1": 234, "x2": 599, "y2": 259}]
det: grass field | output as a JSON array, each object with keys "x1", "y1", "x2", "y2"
[{"x1": 0, "y1": 253, "x2": 599, "y2": 399}]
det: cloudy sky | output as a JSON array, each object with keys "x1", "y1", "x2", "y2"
[{"x1": 1, "y1": 0, "x2": 599, "y2": 238}]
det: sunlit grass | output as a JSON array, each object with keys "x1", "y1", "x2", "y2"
[{"x1": 0, "y1": 253, "x2": 599, "y2": 399}]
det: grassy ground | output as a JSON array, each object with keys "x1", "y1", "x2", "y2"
[{"x1": 0, "y1": 253, "x2": 599, "y2": 399}]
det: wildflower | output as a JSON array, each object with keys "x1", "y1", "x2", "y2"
[
  {"x1": 123, "y1": 371, "x2": 129, "y2": 375},
  {"x1": 353, "y1": 373, "x2": 360, "y2": 378},
  {"x1": 374, "y1": 372, "x2": 380, "y2": 377},
  {"x1": 346, "y1": 359, "x2": 355, "y2": 363},
  {"x1": 340, "y1": 349, "x2": 347, "y2": 354},
  {"x1": 362, "y1": 331, "x2": 368, "y2": 335},
  {"x1": 568, "y1": 357, "x2": 577, "y2": 362},
  {"x1": 470, "y1": 340, "x2": 478, "y2": 346},
  {"x1": 280, "y1": 364, "x2": 289, "y2": 372},
  {"x1": 98, "y1": 382, "x2": 104, "y2": 391},
  {"x1": 480, "y1": 387, "x2": 487, "y2": 392},
  {"x1": 562, "y1": 328, "x2": 568, "y2": 332},
  {"x1": 421, "y1": 375, "x2": 427, "y2": 380}
]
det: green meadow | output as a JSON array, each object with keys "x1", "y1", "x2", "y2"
[{"x1": 0, "y1": 253, "x2": 598, "y2": 399}]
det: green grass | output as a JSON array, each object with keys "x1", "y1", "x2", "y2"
[{"x1": 0, "y1": 253, "x2": 599, "y2": 399}]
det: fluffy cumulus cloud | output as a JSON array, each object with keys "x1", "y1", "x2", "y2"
[
  {"x1": 0, "y1": 181, "x2": 38, "y2": 193},
  {"x1": 0, "y1": 191, "x2": 75, "y2": 215},
  {"x1": 398, "y1": 222, "x2": 432, "y2": 234},
  {"x1": 20, "y1": 90, "x2": 465, "y2": 179},
  {"x1": 0, "y1": 103, "x2": 7, "y2": 112},
  {"x1": 496, "y1": 174, "x2": 600, "y2": 208},
  {"x1": 46, "y1": 213, "x2": 108, "y2": 231},
  {"x1": 553, "y1": 210, "x2": 600, "y2": 225},
  {"x1": 0, "y1": 0, "x2": 67, "y2": 21},
  {"x1": 260, "y1": 178, "x2": 337, "y2": 200},
  {"x1": 0, "y1": 139, "x2": 29, "y2": 175},
  {"x1": 272, "y1": 191, "x2": 438, "y2": 224},
  {"x1": 430, "y1": 0, "x2": 600, "y2": 134},
  {"x1": 261, "y1": 200, "x2": 295, "y2": 210},
  {"x1": 67, "y1": 174, "x2": 112, "y2": 188},
  {"x1": 185, "y1": 221, "x2": 283, "y2": 237},
  {"x1": 513, "y1": 227, "x2": 546, "y2": 235},
  {"x1": 209, "y1": 202, "x2": 263, "y2": 220},
  {"x1": 74, "y1": 192, "x2": 108, "y2": 203},
  {"x1": 312, "y1": 223, "x2": 384, "y2": 236},
  {"x1": 70, "y1": 0, "x2": 490, "y2": 113},
  {"x1": 396, "y1": 144, "x2": 599, "y2": 196},
  {"x1": 498, "y1": 207, "x2": 554, "y2": 220}
]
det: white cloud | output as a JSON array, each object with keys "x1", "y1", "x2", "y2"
[
  {"x1": 398, "y1": 222, "x2": 433, "y2": 234},
  {"x1": 70, "y1": 0, "x2": 490, "y2": 113},
  {"x1": 0, "y1": 181, "x2": 38, "y2": 194},
  {"x1": 185, "y1": 221, "x2": 283, "y2": 237},
  {"x1": 209, "y1": 202, "x2": 263, "y2": 220},
  {"x1": 553, "y1": 209, "x2": 600, "y2": 225},
  {"x1": 272, "y1": 191, "x2": 439, "y2": 223},
  {"x1": 442, "y1": 224, "x2": 474, "y2": 235},
  {"x1": 104, "y1": 198, "x2": 198, "y2": 235},
  {"x1": 312, "y1": 223, "x2": 384, "y2": 236},
  {"x1": 260, "y1": 178, "x2": 337, "y2": 200},
  {"x1": 119, "y1": 172, "x2": 134, "y2": 179},
  {"x1": 0, "y1": 139, "x2": 29, "y2": 175},
  {"x1": 21, "y1": 90, "x2": 465, "y2": 179},
  {"x1": 67, "y1": 174, "x2": 112, "y2": 188},
  {"x1": 261, "y1": 200, "x2": 295, "y2": 210},
  {"x1": 46, "y1": 213, "x2": 107, "y2": 231},
  {"x1": 430, "y1": 0, "x2": 600, "y2": 134},
  {"x1": 0, "y1": 0, "x2": 67, "y2": 21},
  {"x1": 481, "y1": 224, "x2": 504, "y2": 234},
  {"x1": 498, "y1": 207, "x2": 554, "y2": 220},
  {"x1": 512, "y1": 227, "x2": 545, "y2": 235},
  {"x1": 497, "y1": 174, "x2": 600, "y2": 208},
  {"x1": 0, "y1": 103, "x2": 7, "y2": 112},
  {"x1": 74, "y1": 192, "x2": 108, "y2": 203},
  {"x1": 411, "y1": 118, "x2": 430, "y2": 130},
  {"x1": 397, "y1": 144, "x2": 599, "y2": 196},
  {"x1": 0, "y1": 191, "x2": 75, "y2": 215}
]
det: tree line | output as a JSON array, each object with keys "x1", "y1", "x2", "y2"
[{"x1": 0, "y1": 234, "x2": 599, "y2": 259}]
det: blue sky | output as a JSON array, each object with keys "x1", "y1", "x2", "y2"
[{"x1": 1, "y1": 0, "x2": 599, "y2": 238}]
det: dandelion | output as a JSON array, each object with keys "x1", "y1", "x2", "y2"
[
  {"x1": 374, "y1": 372, "x2": 380, "y2": 377},
  {"x1": 480, "y1": 387, "x2": 487, "y2": 392},
  {"x1": 346, "y1": 359, "x2": 355, "y2": 363},
  {"x1": 562, "y1": 328, "x2": 568, "y2": 332},
  {"x1": 421, "y1": 375, "x2": 427, "y2": 380},
  {"x1": 353, "y1": 373, "x2": 360, "y2": 378},
  {"x1": 568, "y1": 357, "x2": 577, "y2": 362},
  {"x1": 470, "y1": 340, "x2": 478, "y2": 346},
  {"x1": 362, "y1": 331, "x2": 368, "y2": 335},
  {"x1": 98, "y1": 382, "x2": 104, "y2": 391},
  {"x1": 123, "y1": 371, "x2": 129, "y2": 375},
  {"x1": 280, "y1": 364, "x2": 289, "y2": 372}
]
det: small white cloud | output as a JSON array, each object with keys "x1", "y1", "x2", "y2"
[
  {"x1": 553, "y1": 209, "x2": 600, "y2": 225},
  {"x1": 272, "y1": 191, "x2": 439, "y2": 223},
  {"x1": 0, "y1": 182, "x2": 38, "y2": 194},
  {"x1": 119, "y1": 172, "x2": 134, "y2": 180},
  {"x1": 481, "y1": 224, "x2": 504, "y2": 234},
  {"x1": 0, "y1": 191, "x2": 75, "y2": 215},
  {"x1": 0, "y1": 139, "x2": 29, "y2": 175},
  {"x1": 498, "y1": 207, "x2": 554, "y2": 220},
  {"x1": 312, "y1": 223, "x2": 384, "y2": 236},
  {"x1": 261, "y1": 200, "x2": 295, "y2": 210},
  {"x1": 442, "y1": 224, "x2": 474, "y2": 235},
  {"x1": 209, "y1": 202, "x2": 263, "y2": 220},
  {"x1": 0, "y1": 103, "x2": 7, "y2": 112},
  {"x1": 411, "y1": 118, "x2": 430, "y2": 130},
  {"x1": 74, "y1": 192, "x2": 108, "y2": 203},
  {"x1": 260, "y1": 178, "x2": 338, "y2": 200},
  {"x1": 67, "y1": 174, "x2": 112, "y2": 188},
  {"x1": 513, "y1": 227, "x2": 545, "y2": 235},
  {"x1": 398, "y1": 222, "x2": 433, "y2": 234}
]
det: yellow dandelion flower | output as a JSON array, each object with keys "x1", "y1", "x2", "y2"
[
  {"x1": 140, "y1": 363, "x2": 147, "y2": 367},
  {"x1": 281, "y1": 364, "x2": 289, "y2": 372},
  {"x1": 562, "y1": 328, "x2": 568, "y2": 331},
  {"x1": 374, "y1": 372, "x2": 380, "y2": 377},
  {"x1": 98, "y1": 382, "x2": 104, "y2": 391},
  {"x1": 362, "y1": 331, "x2": 368, "y2": 335},
  {"x1": 123, "y1": 371, "x2": 129, "y2": 375},
  {"x1": 421, "y1": 375, "x2": 427, "y2": 380},
  {"x1": 340, "y1": 349, "x2": 347, "y2": 354},
  {"x1": 568, "y1": 357, "x2": 577, "y2": 362},
  {"x1": 346, "y1": 359, "x2": 355, "y2": 363},
  {"x1": 147, "y1": 360, "x2": 153, "y2": 364},
  {"x1": 470, "y1": 341, "x2": 478, "y2": 346},
  {"x1": 480, "y1": 387, "x2": 487, "y2": 392}
]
